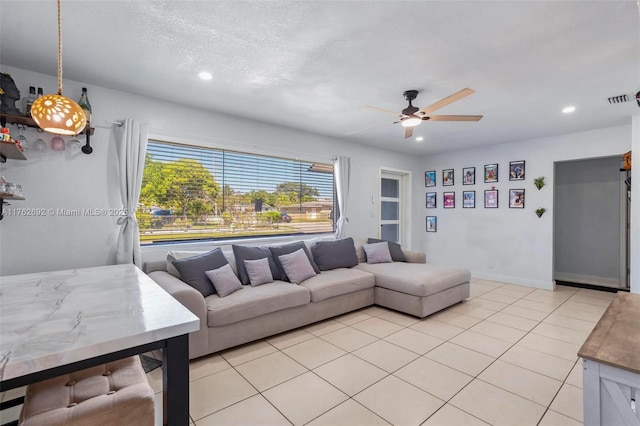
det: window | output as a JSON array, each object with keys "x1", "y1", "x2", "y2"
[{"x1": 137, "y1": 140, "x2": 335, "y2": 244}]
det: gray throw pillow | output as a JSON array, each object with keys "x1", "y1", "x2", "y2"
[
  {"x1": 205, "y1": 264, "x2": 243, "y2": 297},
  {"x1": 269, "y1": 242, "x2": 320, "y2": 281},
  {"x1": 172, "y1": 248, "x2": 228, "y2": 297},
  {"x1": 278, "y1": 249, "x2": 317, "y2": 284},
  {"x1": 311, "y1": 237, "x2": 359, "y2": 271},
  {"x1": 367, "y1": 238, "x2": 407, "y2": 262},
  {"x1": 232, "y1": 245, "x2": 281, "y2": 285},
  {"x1": 244, "y1": 258, "x2": 274, "y2": 287},
  {"x1": 363, "y1": 242, "x2": 393, "y2": 264}
]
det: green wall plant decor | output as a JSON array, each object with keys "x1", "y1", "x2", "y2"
[
  {"x1": 534, "y1": 177, "x2": 545, "y2": 190},
  {"x1": 536, "y1": 208, "x2": 546, "y2": 218}
]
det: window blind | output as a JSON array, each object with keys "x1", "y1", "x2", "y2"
[{"x1": 137, "y1": 140, "x2": 335, "y2": 244}]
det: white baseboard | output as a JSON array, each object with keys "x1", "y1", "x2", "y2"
[
  {"x1": 553, "y1": 272, "x2": 622, "y2": 288},
  {"x1": 471, "y1": 271, "x2": 554, "y2": 290}
]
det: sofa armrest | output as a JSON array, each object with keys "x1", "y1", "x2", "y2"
[
  {"x1": 147, "y1": 271, "x2": 209, "y2": 359},
  {"x1": 143, "y1": 260, "x2": 167, "y2": 274},
  {"x1": 403, "y1": 250, "x2": 426, "y2": 264}
]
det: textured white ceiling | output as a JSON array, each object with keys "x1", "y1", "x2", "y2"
[{"x1": 1, "y1": 1, "x2": 639, "y2": 155}]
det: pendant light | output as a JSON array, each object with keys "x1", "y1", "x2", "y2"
[{"x1": 30, "y1": 0, "x2": 87, "y2": 135}]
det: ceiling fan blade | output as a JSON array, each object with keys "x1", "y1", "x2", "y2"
[
  {"x1": 427, "y1": 115, "x2": 483, "y2": 121},
  {"x1": 419, "y1": 88, "x2": 476, "y2": 115},
  {"x1": 345, "y1": 122, "x2": 392, "y2": 136},
  {"x1": 364, "y1": 105, "x2": 402, "y2": 117},
  {"x1": 404, "y1": 127, "x2": 414, "y2": 139}
]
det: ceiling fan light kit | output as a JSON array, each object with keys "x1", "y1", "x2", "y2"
[{"x1": 401, "y1": 117, "x2": 422, "y2": 127}]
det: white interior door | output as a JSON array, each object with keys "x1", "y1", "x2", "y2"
[{"x1": 380, "y1": 172, "x2": 403, "y2": 243}]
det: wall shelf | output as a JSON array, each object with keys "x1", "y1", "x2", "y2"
[
  {"x1": 0, "y1": 195, "x2": 25, "y2": 220},
  {"x1": 0, "y1": 141, "x2": 27, "y2": 162}
]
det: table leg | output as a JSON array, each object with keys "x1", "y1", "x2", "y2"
[{"x1": 163, "y1": 334, "x2": 190, "y2": 426}]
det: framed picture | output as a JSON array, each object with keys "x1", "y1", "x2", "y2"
[
  {"x1": 484, "y1": 189, "x2": 498, "y2": 208},
  {"x1": 426, "y1": 216, "x2": 437, "y2": 232},
  {"x1": 509, "y1": 189, "x2": 525, "y2": 208},
  {"x1": 442, "y1": 169, "x2": 454, "y2": 186},
  {"x1": 484, "y1": 164, "x2": 498, "y2": 183},
  {"x1": 425, "y1": 171, "x2": 436, "y2": 187},
  {"x1": 426, "y1": 192, "x2": 437, "y2": 208},
  {"x1": 443, "y1": 192, "x2": 455, "y2": 208},
  {"x1": 509, "y1": 160, "x2": 525, "y2": 181},
  {"x1": 462, "y1": 167, "x2": 475, "y2": 185},
  {"x1": 463, "y1": 191, "x2": 475, "y2": 208}
]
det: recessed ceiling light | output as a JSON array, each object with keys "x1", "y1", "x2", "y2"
[
  {"x1": 562, "y1": 106, "x2": 575, "y2": 114},
  {"x1": 198, "y1": 71, "x2": 213, "y2": 81},
  {"x1": 416, "y1": 137, "x2": 424, "y2": 142}
]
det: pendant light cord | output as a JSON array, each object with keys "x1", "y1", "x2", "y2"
[{"x1": 57, "y1": 0, "x2": 63, "y2": 95}]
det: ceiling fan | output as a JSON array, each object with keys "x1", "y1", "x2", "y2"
[{"x1": 359, "y1": 88, "x2": 483, "y2": 139}]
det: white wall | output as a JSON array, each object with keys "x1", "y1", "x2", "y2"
[
  {"x1": 414, "y1": 125, "x2": 631, "y2": 289},
  {"x1": 0, "y1": 65, "x2": 418, "y2": 276}
]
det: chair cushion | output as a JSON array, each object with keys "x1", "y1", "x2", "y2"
[
  {"x1": 299, "y1": 268, "x2": 375, "y2": 302},
  {"x1": 205, "y1": 282, "x2": 310, "y2": 326},
  {"x1": 356, "y1": 263, "x2": 470, "y2": 297},
  {"x1": 19, "y1": 356, "x2": 154, "y2": 426}
]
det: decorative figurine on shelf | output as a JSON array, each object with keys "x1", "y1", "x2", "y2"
[{"x1": 0, "y1": 73, "x2": 22, "y2": 116}]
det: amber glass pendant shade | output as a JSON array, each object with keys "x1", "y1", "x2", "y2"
[
  {"x1": 31, "y1": 94, "x2": 86, "y2": 135},
  {"x1": 31, "y1": 0, "x2": 88, "y2": 136}
]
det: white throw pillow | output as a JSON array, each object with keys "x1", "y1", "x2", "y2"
[
  {"x1": 205, "y1": 264, "x2": 243, "y2": 297},
  {"x1": 278, "y1": 249, "x2": 317, "y2": 284},
  {"x1": 244, "y1": 257, "x2": 274, "y2": 286},
  {"x1": 363, "y1": 242, "x2": 393, "y2": 264}
]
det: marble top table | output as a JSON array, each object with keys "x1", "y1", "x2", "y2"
[{"x1": 0, "y1": 264, "x2": 199, "y2": 425}]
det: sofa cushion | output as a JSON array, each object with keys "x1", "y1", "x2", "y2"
[
  {"x1": 363, "y1": 242, "x2": 393, "y2": 264},
  {"x1": 355, "y1": 263, "x2": 470, "y2": 297},
  {"x1": 173, "y1": 248, "x2": 229, "y2": 297},
  {"x1": 367, "y1": 238, "x2": 407, "y2": 262},
  {"x1": 205, "y1": 264, "x2": 243, "y2": 297},
  {"x1": 299, "y1": 268, "x2": 375, "y2": 302},
  {"x1": 311, "y1": 237, "x2": 359, "y2": 271},
  {"x1": 205, "y1": 282, "x2": 310, "y2": 326},
  {"x1": 278, "y1": 249, "x2": 317, "y2": 284},
  {"x1": 167, "y1": 249, "x2": 238, "y2": 277},
  {"x1": 269, "y1": 242, "x2": 320, "y2": 279},
  {"x1": 232, "y1": 245, "x2": 281, "y2": 285},
  {"x1": 244, "y1": 257, "x2": 274, "y2": 287}
]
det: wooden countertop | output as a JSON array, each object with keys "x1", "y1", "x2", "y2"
[{"x1": 578, "y1": 292, "x2": 640, "y2": 374}]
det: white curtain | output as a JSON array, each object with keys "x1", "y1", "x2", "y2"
[
  {"x1": 115, "y1": 119, "x2": 148, "y2": 266},
  {"x1": 334, "y1": 156, "x2": 351, "y2": 238}
]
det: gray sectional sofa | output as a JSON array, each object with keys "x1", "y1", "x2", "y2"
[{"x1": 143, "y1": 238, "x2": 470, "y2": 359}]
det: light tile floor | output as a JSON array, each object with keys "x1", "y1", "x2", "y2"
[
  {"x1": 0, "y1": 280, "x2": 617, "y2": 426},
  {"x1": 173, "y1": 280, "x2": 616, "y2": 425}
]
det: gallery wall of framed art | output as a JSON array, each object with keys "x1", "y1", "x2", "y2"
[{"x1": 424, "y1": 160, "x2": 530, "y2": 232}]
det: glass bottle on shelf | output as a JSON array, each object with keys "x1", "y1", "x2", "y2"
[
  {"x1": 78, "y1": 87, "x2": 92, "y2": 125},
  {"x1": 37, "y1": 87, "x2": 43, "y2": 98},
  {"x1": 23, "y1": 86, "x2": 37, "y2": 116}
]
